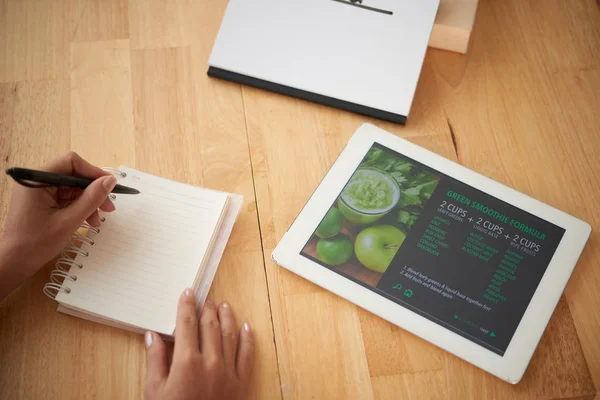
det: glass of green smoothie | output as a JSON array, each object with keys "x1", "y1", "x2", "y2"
[{"x1": 338, "y1": 167, "x2": 401, "y2": 225}]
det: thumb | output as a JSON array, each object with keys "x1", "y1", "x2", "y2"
[
  {"x1": 65, "y1": 175, "x2": 117, "y2": 224},
  {"x1": 145, "y1": 331, "x2": 168, "y2": 393}
]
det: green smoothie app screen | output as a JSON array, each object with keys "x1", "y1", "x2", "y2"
[{"x1": 301, "y1": 143, "x2": 565, "y2": 355}]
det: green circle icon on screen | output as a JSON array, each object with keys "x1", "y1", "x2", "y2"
[
  {"x1": 393, "y1": 284, "x2": 403, "y2": 290},
  {"x1": 404, "y1": 289, "x2": 413, "y2": 298}
]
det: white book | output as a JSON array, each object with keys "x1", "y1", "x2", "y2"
[
  {"x1": 44, "y1": 166, "x2": 243, "y2": 336},
  {"x1": 208, "y1": 0, "x2": 440, "y2": 124}
]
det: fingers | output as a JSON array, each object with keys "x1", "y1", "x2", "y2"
[
  {"x1": 86, "y1": 210, "x2": 101, "y2": 227},
  {"x1": 60, "y1": 175, "x2": 116, "y2": 225},
  {"x1": 199, "y1": 299, "x2": 222, "y2": 361},
  {"x1": 236, "y1": 322, "x2": 255, "y2": 383},
  {"x1": 42, "y1": 152, "x2": 109, "y2": 179},
  {"x1": 173, "y1": 288, "x2": 200, "y2": 361},
  {"x1": 144, "y1": 331, "x2": 168, "y2": 393},
  {"x1": 99, "y1": 197, "x2": 116, "y2": 212},
  {"x1": 218, "y1": 302, "x2": 238, "y2": 370},
  {"x1": 87, "y1": 198, "x2": 115, "y2": 226}
]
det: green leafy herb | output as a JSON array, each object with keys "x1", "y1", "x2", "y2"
[
  {"x1": 363, "y1": 148, "x2": 413, "y2": 186},
  {"x1": 399, "y1": 170, "x2": 439, "y2": 205},
  {"x1": 397, "y1": 210, "x2": 420, "y2": 229},
  {"x1": 390, "y1": 171, "x2": 408, "y2": 186},
  {"x1": 398, "y1": 187, "x2": 422, "y2": 208},
  {"x1": 417, "y1": 180, "x2": 437, "y2": 200},
  {"x1": 360, "y1": 147, "x2": 440, "y2": 229}
]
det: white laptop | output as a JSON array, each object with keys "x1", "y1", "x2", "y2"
[{"x1": 208, "y1": 0, "x2": 440, "y2": 124}]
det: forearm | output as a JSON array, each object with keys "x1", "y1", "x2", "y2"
[{"x1": 0, "y1": 239, "x2": 31, "y2": 301}]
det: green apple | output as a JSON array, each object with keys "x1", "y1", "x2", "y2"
[
  {"x1": 315, "y1": 207, "x2": 343, "y2": 238},
  {"x1": 355, "y1": 225, "x2": 406, "y2": 273},
  {"x1": 316, "y1": 235, "x2": 353, "y2": 266}
]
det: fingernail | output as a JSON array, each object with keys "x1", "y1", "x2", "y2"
[
  {"x1": 145, "y1": 331, "x2": 153, "y2": 348},
  {"x1": 243, "y1": 322, "x2": 251, "y2": 332},
  {"x1": 103, "y1": 176, "x2": 117, "y2": 191},
  {"x1": 183, "y1": 288, "x2": 193, "y2": 297},
  {"x1": 205, "y1": 298, "x2": 215, "y2": 307},
  {"x1": 221, "y1": 301, "x2": 230, "y2": 309}
]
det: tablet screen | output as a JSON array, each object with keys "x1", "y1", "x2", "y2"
[{"x1": 300, "y1": 143, "x2": 565, "y2": 355}]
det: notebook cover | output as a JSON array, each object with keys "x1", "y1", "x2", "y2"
[
  {"x1": 208, "y1": 67, "x2": 407, "y2": 125},
  {"x1": 208, "y1": 0, "x2": 439, "y2": 124}
]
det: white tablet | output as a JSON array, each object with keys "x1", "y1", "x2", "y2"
[{"x1": 272, "y1": 123, "x2": 591, "y2": 383}]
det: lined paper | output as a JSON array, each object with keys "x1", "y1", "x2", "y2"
[{"x1": 56, "y1": 166, "x2": 229, "y2": 334}]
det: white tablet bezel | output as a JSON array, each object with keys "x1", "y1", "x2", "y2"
[{"x1": 272, "y1": 123, "x2": 591, "y2": 383}]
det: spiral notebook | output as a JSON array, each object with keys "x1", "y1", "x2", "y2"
[{"x1": 43, "y1": 166, "x2": 243, "y2": 336}]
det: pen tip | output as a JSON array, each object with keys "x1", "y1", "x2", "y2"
[{"x1": 5, "y1": 168, "x2": 13, "y2": 176}]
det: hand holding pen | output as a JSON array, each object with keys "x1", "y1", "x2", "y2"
[{"x1": 0, "y1": 153, "x2": 127, "y2": 298}]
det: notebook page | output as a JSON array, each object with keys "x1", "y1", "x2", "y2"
[
  {"x1": 195, "y1": 194, "x2": 243, "y2": 305},
  {"x1": 56, "y1": 167, "x2": 229, "y2": 334}
]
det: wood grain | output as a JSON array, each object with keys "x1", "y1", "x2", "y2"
[
  {"x1": 280, "y1": 292, "x2": 373, "y2": 399},
  {"x1": 0, "y1": 0, "x2": 75, "y2": 82},
  {"x1": 0, "y1": 0, "x2": 599, "y2": 399},
  {"x1": 71, "y1": 0, "x2": 129, "y2": 42},
  {"x1": 130, "y1": 47, "x2": 200, "y2": 182},
  {"x1": 0, "y1": 84, "x2": 16, "y2": 228},
  {"x1": 71, "y1": 39, "x2": 135, "y2": 167},
  {"x1": 128, "y1": 0, "x2": 200, "y2": 50}
]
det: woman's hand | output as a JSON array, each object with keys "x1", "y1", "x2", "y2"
[
  {"x1": 0, "y1": 152, "x2": 117, "y2": 300},
  {"x1": 144, "y1": 289, "x2": 255, "y2": 400}
]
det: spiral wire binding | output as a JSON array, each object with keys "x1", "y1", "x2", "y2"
[{"x1": 43, "y1": 167, "x2": 124, "y2": 300}]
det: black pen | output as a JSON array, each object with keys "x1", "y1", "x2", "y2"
[{"x1": 5, "y1": 167, "x2": 140, "y2": 195}]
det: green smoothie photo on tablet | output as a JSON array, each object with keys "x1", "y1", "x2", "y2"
[{"x1": 302, "y1": 147, "x2": 440, "y2": 286}]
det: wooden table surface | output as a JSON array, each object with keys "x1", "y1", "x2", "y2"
[{"x1": 1, "y1": 0, "x2": 599, "y2": 399}]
